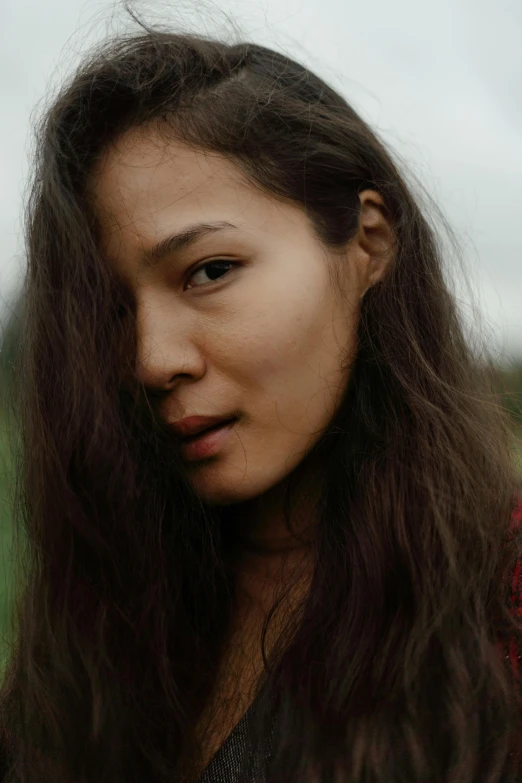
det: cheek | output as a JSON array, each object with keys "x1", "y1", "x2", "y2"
[
  {"x1": 231, "y1": 288, "x2": 357, "y2": 442},
  {"x1": 185, "y1": 293, "x2": 357, "y2": 503}
]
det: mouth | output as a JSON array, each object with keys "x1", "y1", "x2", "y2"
[
  {"x1": 179, "y1": 417, "x2": 238, "y2": 461},
  {"x1": 181, "y1": 417, "x2": 238, "y2": 442}
]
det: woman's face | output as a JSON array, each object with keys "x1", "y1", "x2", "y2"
[{"x1": 90, "y1": 126, "x2": 392, "y2": 507}]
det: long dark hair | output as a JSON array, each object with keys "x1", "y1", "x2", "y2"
[{"x1": 1, "y1": 11, "x2": 522, "y2": 783}]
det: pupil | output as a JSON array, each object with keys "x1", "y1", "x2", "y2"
[{"x1": 207, "y1": 262, "x2": 231, "y2": 280}]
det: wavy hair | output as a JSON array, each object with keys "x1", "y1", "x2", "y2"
[{"x1": 1, "y1": 12, "x2": 522, "y2": 783}]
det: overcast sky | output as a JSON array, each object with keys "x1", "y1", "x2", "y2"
[{"x1": 2, "y1": 0, "x2": 521, "y2": 361}]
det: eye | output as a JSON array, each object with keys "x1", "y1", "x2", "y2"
[{"x1": 185, "y1": 260, "x2": 238, "y2": 290}]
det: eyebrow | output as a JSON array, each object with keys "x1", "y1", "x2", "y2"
[{"x1": 140, "y1": 220, "x2": 238, "y2": 269}]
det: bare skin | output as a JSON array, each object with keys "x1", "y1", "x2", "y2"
[
  {"x1": 191, "y1": 548, "x2": 314, "y2": 777},
  {"x1": 89, "y1": 125, "x2": 395, "y2": 774}
]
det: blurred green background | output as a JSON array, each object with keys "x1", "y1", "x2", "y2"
[{"x1": 0, "y1": 304, "x2": 521, "y2": 683}]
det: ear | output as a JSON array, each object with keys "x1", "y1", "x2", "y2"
[{"x1": 355, "y1": 189, "x2": 396, "y2": 299}]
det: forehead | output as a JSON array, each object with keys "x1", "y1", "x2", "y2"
[
  {"x1": 89, "y1": 127, "x2": 261, "y2": 236},
  {"x1": 87, "y1": 126, "x2": 323, "y2": 283}
]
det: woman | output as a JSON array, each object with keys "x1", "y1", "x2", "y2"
[{"x1": 1, "y1": 21, "x2": 522, "y2": 783}]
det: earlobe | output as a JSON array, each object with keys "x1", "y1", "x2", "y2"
[
  {"x1": 359, "y1": 262, "x2": 382, "y2": 300},
  {"x1": 360, "y1": 283, "x2": 371, "y2": 301}
]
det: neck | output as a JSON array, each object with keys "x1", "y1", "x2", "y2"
[
  {"x1": 230, "y1": 469, "x2": 319, "y2": 552},
  {"x1": 225, "y1": 458, "x2": 321, "y2": 606}
]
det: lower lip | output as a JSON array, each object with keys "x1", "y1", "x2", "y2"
[{"x1": 179, "y1": 419, "x2": 237, "y2": 461}]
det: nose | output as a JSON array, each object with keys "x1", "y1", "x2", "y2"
[{"x1": 134, "y1": 295, "x2": 204, "y2": 394}]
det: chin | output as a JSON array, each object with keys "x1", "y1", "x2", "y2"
[{"x1": 184, "y1": 460, "x2": 281, "y2": 507}]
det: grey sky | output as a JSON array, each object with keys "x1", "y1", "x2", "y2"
[{"x1": 2, "y1": 0, "x2": 521, "y2": 360}]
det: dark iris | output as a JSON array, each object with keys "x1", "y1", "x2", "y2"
[{"x1": 204, "y1": 262, "x2": 233, "y2": 280}]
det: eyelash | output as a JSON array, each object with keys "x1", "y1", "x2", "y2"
[{"x1": 185, "y1": 260, "x2": 238, "y2": 290}]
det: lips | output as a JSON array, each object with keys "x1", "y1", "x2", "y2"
[
  {"x1": 179, "y1": 417, "x2": 237, "y2": 461},
  {"x1": 182, "y1": 418, "x2": 236, "y2": 441},
  {"x1": 170, "y1": 414, "x2": 238, "y2": 440}
]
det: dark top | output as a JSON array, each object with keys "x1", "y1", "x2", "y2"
[
  {"x1": 2, "y1": 501, "x2": 522, "y2": 782},
  {"x1": 197, "y1": 498, "x2": 522, "y2": 782},
  {"x1": 197, "y1": 697, "x2": 276, "y2": 783}
]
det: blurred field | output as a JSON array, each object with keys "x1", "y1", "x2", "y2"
[{"x1": 0, "y1": 414, "x2": 16, "y2": 679}]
